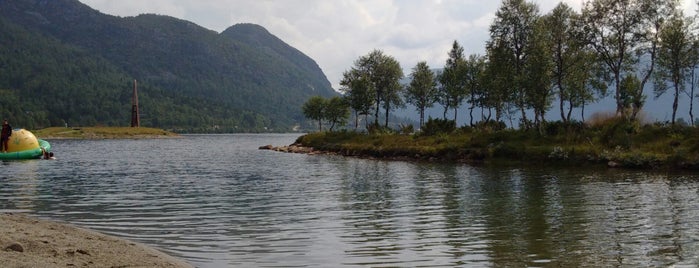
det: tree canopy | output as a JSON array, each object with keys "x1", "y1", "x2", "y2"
[{"x1": 310, "y1": 0, "x2": 699, "y2": 133}]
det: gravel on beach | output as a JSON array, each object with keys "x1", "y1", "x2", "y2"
[{"x1": 0, "y1": 213, "x2": 193, "y2": 268}]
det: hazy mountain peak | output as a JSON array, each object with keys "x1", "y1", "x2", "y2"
[{"x1": 0, "y1": 0, "x2": 336, "y2": 132}]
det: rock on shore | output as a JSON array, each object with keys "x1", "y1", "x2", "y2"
[
  {"x1": 0, "y1": 213, "x2": 192, "y2": 268},
  {"x1": 259, "y1": 143, "x2": 317, "y2": 154}
]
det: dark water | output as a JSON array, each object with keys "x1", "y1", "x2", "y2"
[{"x1": 2, "y1": 134, "x2": 699, "y2": 267}]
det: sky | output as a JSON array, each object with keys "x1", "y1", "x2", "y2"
[{"x1": 78, "y1": 0, "x2": 698, "y2": 91}]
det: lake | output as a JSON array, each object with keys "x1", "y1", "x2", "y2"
[{"x1": 1, "y1": 134, "x2": 698, "y2": 267}]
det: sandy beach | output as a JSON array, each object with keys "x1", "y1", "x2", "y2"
[{"x1": 0, "y1": 213, "x2": 193, "y2": 268}]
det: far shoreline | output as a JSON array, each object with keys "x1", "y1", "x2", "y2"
[
  {"x1": 33, "y1": 126, "x2": 180, "y2": 139},
  {"x1": 263, "y1": 126, "x2": 699, "y2": 170}
]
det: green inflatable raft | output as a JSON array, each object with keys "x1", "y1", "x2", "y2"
[{"x1": 0, "y1": 129, "x2": 51, "y2": 160}]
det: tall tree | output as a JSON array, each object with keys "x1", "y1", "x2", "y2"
[
  {"x1": 619, "y1": 74, "x2": 645, "y2": 117},
  {"x1": 405, "y1": 61, "x2": 438, "y2": 128},
  {"x1": 302, "y1": 96, "x2": 326, "y2": 131},
  {"x1": 325, "y1": 96, "x2": 350, "y2": 131},
  {"x1": 484, "y1": 41, "x2": 516, "y2": 123},
  {"x1": 582, "y1": 0, "x2": 676, "y2": 119},
  {"x1": 544, "y1": 2, "x2": 608, "y2": 123},
  {"x1": 438, "y1": 41, "x2": 468, "y2": 122},
  {"x1": 566, "y1": 50, "x2": 610, "y2": 122},
  {"x1": 544, "y1": 3, "x2": 579, "y2": 122},
  {"x1": 464, "y1": 54, "x2": 486, "y2": 126},
  {"x1": 488, "y1": 0, "x2": 540, "y2": 128},
  {"x1": 689, "y1": 1, "x2": 699, "y2": 125},
  {"x1": 340, "y1": 68, "x2": 374, "y2": 129},
  {"x1": 632, "y1": 0, "x2": 677, "y2": 120},
  {"x1": 654, "y1": 10, "x2": 696, "y2": 125},
  {"x1": 351, "y1": 49, "x2": 403, "y2": 129},
  {"x1": 524, "y1": 17, "x2": 553, "y2": 128},
  {"x1": 582, "y1": 0, "x2": 635, "y2": 118}
]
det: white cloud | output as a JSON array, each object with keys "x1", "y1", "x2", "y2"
[{"x1": 79, "y1": 0, "x2": 696, "y2": 90}]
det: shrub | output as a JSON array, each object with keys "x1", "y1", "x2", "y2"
[
  {"x1": 595, "y1": 117, "x2": 639, "y2": 148},
  {"x1": 587, "y1": 111, "x2": 615, "y2": 126},
  {"x1": 421, "y1": 117, "x2": 456, "y2": 136},
  {"x1": 399, "y1": 124, "x2": 414, "y2": 135},
  {"x1": 548, "y1": 146, "x2": 569, "y2": 160},
  {"x1": 543, "y1": 120, "x2": 585, "y2": 136},
  {"x1": 367, "y1": 123, "x2": 395, "y2": 135},
  {"x1": 474, "y1": 120, "x2": 507, "y2": 132}
]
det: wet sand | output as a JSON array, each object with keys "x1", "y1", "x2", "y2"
[{"x1": 0, "y1": 213, "x2": 193, "y2": 268}]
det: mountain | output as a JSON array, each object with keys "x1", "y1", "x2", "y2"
[{"x1": 0, "y1": 0, "x2": 337, "y2": 132}]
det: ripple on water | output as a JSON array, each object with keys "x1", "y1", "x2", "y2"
[{"x1": 2, "y1": 135, "x2": 699, "y2": 267}]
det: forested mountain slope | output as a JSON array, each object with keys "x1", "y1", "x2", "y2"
[{"x1": 0, "y1": 0, "x2": 336, "y2": 132}]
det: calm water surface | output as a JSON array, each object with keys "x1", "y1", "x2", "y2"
[{"x1": 1, "y1": 134, "x2": 699, "y2": 267}]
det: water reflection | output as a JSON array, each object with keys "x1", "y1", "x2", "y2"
[
  {"x1": 0, "y1": 160, "x2": 40, "y2": 212},
  {"x1": 1, "y1": 135, "x2": 699, "y2": 267}
]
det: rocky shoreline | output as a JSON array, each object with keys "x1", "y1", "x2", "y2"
[
  {"x1": 259, "y1": 143, "x2": 439, "y2": 163},
  {"x1": 0, "y1": 213, "x2": 192, "y2": 268},
  {"x1": 259, "y1": 141, "x2": 687, "y2": 169},
  {"x1": 259, "y1": 143, "x2": 320, "y2": 154}
]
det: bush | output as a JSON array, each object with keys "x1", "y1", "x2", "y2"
[
  {"x1": 421, "y1": 117, "x2": 456, "y2": 136},
  {"x1": 595, "y1": 117, "x2": 638, "y2": 148},
  {"x1": 399, "y1": 124, "x2": 414, "y2": 135},
  {"x1": 543, "y1": 120, "x2": 585, "y2": 136},
  {"x1": 474, "y1": 120, "x2": 507, "y2": 132}
]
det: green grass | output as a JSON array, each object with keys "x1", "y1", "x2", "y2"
[
  {"x1": 295, "y1": 121, "x2": 699, "y2": 169},
  {"x1": 32, "y1": 127, "x2": 179, "y2": 139}
]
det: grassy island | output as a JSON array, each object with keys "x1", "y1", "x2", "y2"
[
  {"x1": 294, "y1": 118, "x2": 699, "y2": 170},
  {"x1": 33, "y1": 127, "x2": 179, "y2": 139}
]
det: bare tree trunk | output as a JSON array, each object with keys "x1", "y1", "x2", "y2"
[
  {"x1": 374, "y1": 102, "x2": 380, "y2": 128},
  {"x1": 453, "y1": 107, "x2": 458, "y2": 123},
  {"x1": 419, "y1": 109, "x2": 425, "y2": 128},
  {"x1": 567, "y1": 99, "x2": 574, "y2": 122},
  {"x1": 469, "y1": 95, "x2": 476, "y2": 126},
  {"x1": 581, "y1": 99, "x2": 586, "y2": 123},
  {"x1": 690, "y1": 69, "x2": 696, "y2": 126},
  {"x1": 384, "y1": 103, "x2": 390, "y2": 128},
  {"x1": 354, "y1": 110, "x2": 359, "y2": 130},
  {"x1": 560, "y1": 95, "x2": 567, "y2": 123},
  {"x1": 519, "y1": 97, "x2": 528, "y2": 129},
  {"x1": 672, "y1": 84, "x2": 679, "y2": 125}
]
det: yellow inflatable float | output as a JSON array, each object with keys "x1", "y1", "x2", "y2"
[{"x1": 0, "y1": 129, "x2": 51, "y2": 160}]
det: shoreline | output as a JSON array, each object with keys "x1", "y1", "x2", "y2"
[
  {"x1": 0, "y1": 213, "x2": 192, "y2": 268},
  {"x1": 33, "y1": 127, "x2": 180, "y2": 139},
  {"x1": 263, "y1": 130, "x2": 699, "y2": 170}
]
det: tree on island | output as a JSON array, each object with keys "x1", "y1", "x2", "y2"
[
  {"x1": 542, "y1": 3, "x2": 608, "y2": 123},
  {"x1": 324, "y1": 0, "x2": 699, "y2": 134},
  {"x1": 581, "y1": 0, "x2": 677, "y2": 120},
  {"x1": 302, "y1": 96, "x2": 350, "y2": 132},
  {"x1": 487, "y1": 0, "x2": 541, "y2": 128},
  {"x1": 302, "y1": 96, "x2": 326, "y2": 131},
  {"x1": 523, "y1": 16, "x2": 554, "y2": 129},
  {"x1": 341, "y1": 50, "x2": 403, "y2": 129},
  {"x1": 340, "y1": 69, "x2": 374, "y2": 129},
  {"x1": 437, "y1": 41, "x2": 468, "y2": 122},
  {"x1": 463, "y1": 54, "x2": 486, "y2": 127},
  {"x1": 325, "y1": 96, "x2": 350, "y2": 131},
  {"x1": 404, "y1": 61, "x2": 438, "y2": 128},
  {"x1": 654, "y1": 10, "x2": 698, "y2": 125}
]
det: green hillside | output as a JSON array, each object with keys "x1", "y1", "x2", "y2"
[{"x1": 0, "y1": 0, "x2": 337, "y2": 132}]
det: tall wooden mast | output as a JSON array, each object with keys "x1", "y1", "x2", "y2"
[{"x1": 131, "y1": 80, "x2": 140, "y2": 127}]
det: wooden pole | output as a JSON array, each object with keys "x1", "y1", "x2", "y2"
[{"x1": 131, "y1": 80, "x2": 140, "y2": 127}]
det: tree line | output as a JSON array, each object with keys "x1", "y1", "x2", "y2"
[{"x1": 303, "y1": 0, "x2": 699, "y2": 132}]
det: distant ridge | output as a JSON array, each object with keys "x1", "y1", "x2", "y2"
[{"x1": 0, "y1": 0, "x2": 337, "y2": 132}]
